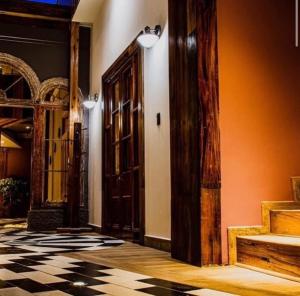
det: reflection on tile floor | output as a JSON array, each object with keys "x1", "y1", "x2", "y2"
[{"x1": 0, "y1": 228, "x2": 237, "y2": 295}]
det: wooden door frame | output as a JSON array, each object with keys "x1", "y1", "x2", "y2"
[
  {"x1": 168, "y1": 0, "x2": 222, "y2": 266},
  {"x1": 101, "y1": 39, "x2": 145, "y2": 244}
]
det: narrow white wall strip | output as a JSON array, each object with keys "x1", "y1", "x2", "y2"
[{"x1": 296, "y1": 0, "x2": 299, "y2": 47}]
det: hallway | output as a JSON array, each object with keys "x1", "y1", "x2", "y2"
[
  {"x1": 0, "y1": 0, "x2": 299, "y2": 295},
  {"x1": 0, "y1": 226, "x2": 235, "y2": 296},
  {"x1": 0, "y1": 225, "x2": 297, "y2": 295},
  {"x1": 67, "y1": 242, "x2": 300, "y2": 296}
]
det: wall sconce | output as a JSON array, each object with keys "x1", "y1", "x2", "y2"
[
  {"x1": 83, "y1": 93, "x2": 99, "y2": 109},
  {"x1": 137, "y1": 25, "x2": 161, "y2": 49}
]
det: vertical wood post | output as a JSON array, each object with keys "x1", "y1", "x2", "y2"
[
  {"x1": 69, "y1": 21, "x2": 80, "y2": 139},
  {"x1": 70, "y1": 122, "x2": 81, "y2": 227},
  {"x1": 197, "y1": 0, "x2": 222, "y2": 265},
  {"x1": 31, "y1": 105, "x2": 45, "y2": 209},
  {"x1": 68, "y1": 21, "x2": 81, "y2": 226},
  {"x1": 169, "y1": 0, "x2": 221, "y2": 266}
]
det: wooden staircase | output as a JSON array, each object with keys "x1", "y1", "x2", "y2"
[{"x1": 229, "y1": 201, "x2": 300, "y2": 279}]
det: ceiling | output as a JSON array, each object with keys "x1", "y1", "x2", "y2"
[
  {"x1": 0, "y1": 108, "x2": 33, "y2": 147},
  {"x1": 0, "y1": 0, "x2": 73, "y2": 21},
  {"x1": 73, "y1": 0, "x2": 104, "y2": 24},
  {"x1": 22, "y1": 0, "x2": 73, "y2": 6}
]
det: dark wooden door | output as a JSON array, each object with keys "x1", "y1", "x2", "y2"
[{"x1": 102, "y1": 43, "x2": 144, "y2": 243}]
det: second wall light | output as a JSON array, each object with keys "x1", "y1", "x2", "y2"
[{"x1": 137, "y1": 25, "x2": 161, "y2": 49}]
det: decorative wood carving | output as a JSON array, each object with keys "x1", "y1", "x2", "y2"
[
  {"x1": 0, "y1": 52, "x2": 84, "y2": 216},
  {"x1": 39, "y1": 77, "x2": 83, "y2": 107},
  {"x1": 39, "y1": 77, "x2": 69, "y2": 105},
  {"x1": 0, "y1": 53, "x2": 40, "y2": 101}
]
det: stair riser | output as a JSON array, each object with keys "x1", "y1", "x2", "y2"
[
  {"x1": 237, "y1": 238, "x2": 300, "y2": 278},
  {"x1": 270, "y1": 211, "x2": 300, "y2": 236}
]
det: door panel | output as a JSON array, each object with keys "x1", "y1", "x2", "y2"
[{"x1": 102, "y1": 43, "x2": 144, "y2": 242}]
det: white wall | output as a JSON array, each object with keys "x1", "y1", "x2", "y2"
[{"x1": 88, "y1": 0, "x2": 171, "y2": 240}]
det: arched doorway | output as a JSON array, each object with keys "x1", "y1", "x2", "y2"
[
  {"x1": 0, "y1": 53, "x2": 39, "y2": 220},
  {"x1": 0, "y1": 53, "x2": 87, "y2": 230}
]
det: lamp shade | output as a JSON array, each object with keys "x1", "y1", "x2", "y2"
[
  {"x1": 137, "y1": 25, "x2": 161, "y2": 49},
  {"x1": 137, "y1": 33, "x2": 159, "y2": 48},
  {"x1": 83, "y1": 100, "x2": 97, "y2": 109},
  {"x1": 83, "y1": 94, "x2": 98, "y2": 109}
]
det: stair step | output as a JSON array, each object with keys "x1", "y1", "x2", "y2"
[
  {"x1": 270, "y1": 209, "x2": 300, "y2": 236},
  {"x1": 237, "y1": 235, "x2": 300, "y2": 278}
]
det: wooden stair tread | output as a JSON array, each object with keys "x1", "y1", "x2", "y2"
[
  {"x1": 237, "y1": 235, "x2": 300, "y2": 246},
  {"x1": 271, "y1": 209, "x2": 300, "y2": 212},
  {"x1": 237, "y1": 235, "x2": 300, "y2": 278},
  {"x1": 233, "y1": 202, "x2": 300, "y2": 278}
]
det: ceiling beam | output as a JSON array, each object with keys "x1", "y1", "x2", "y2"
[
  {"x1": 0, "y1": 0, "x2": 72, "y2": 21},
  {"x1": 1, "y1": 117, "x2": 32, "y2": 129}
]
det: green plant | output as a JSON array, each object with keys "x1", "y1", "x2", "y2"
[{"x1": 0, "y1": 178, "x2": 28, "y2": 206}]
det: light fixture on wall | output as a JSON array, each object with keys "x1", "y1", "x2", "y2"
[
  {"x1": 83, "y1": 93, "x2": 99, "y2": 109},
  {"x1": 137, "y1": 25, "x2": 161, "y2": 49}
]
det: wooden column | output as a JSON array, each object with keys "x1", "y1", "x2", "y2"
[
  {"x1": 69, "y1": 21, "x2": 80, "y2": 137},
  {"x1": 70, "y1": 122, "x2": 81, "y2": 227},
  {"x1": 197, "y1": 0, "x2": 221, "y2": 265},
  {"x1": 31, "y1": 105, "x2": 45, "y2": 209},
  {"x1": 68, "y1": 21, "x2": 81, "y2": 226},
  {"x1": 169, "y1": 0, "x2": 221, "y2": 266}
]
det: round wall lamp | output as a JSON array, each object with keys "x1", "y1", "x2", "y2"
[
  {"x1": 83, "y1": 93, "x2": 99, "y2": 109},
  {"x1": 137, "y1": 25, "x2": 161, "y2": 49}
]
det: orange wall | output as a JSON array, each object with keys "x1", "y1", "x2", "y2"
[
  {"x1": 7, "y1": 141, "x2": 31, "y2": 181},
  {"x1": 218, "y1": 0, "x2": 300, "y2": 262}
]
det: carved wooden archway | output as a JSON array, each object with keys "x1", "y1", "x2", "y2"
[
  {"x1": 39, "y1": 77, "x2": 83, "y2": 109},
  {"x1": 0, "y1": 51, "x2": 87, "y2": 230},
  {"x1": 32, "y1": 77, "x2": 84, "y2": 209},
  {"x1": 0, "y1": 53, "x2": 40, "y2": 102}
]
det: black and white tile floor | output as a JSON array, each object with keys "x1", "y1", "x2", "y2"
[{"x1": 0, "y1": 228, "x2": 236, "y2": 296}]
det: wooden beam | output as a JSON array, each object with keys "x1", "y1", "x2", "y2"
[
  {"x1": 169, "y1": 0, "x2": 202, "y2": 266},
  {"x1": 1, "y1": 118, "x2": 31, "y2": 129},
  {"x1": 0, "y1": 118, "x2": 19, "y2": 128},
  {"x1": 69, "y1": 122, "x2": 81, "y2": 228},
  {"x1": 67, "y1": 21, "x2": 81, "y2": 226},
  {"x1": 0, "y1": 14, "x2": 71, "y2": 29},
  {"x1": 0, "y1": 0, "x2": 72, "y2": 20},
  {"x1": 31, "y1": 105, "x2": 45, "y2": 209},
  {"x1": 169, "y1": 0, "x2": 221, "y2": 266},
  {"x1": 197, "y1": 0, "x2": 222, "y2": 265},
  {"x1": 69, "y1": 22, "x2": 80, "y2": 138}
]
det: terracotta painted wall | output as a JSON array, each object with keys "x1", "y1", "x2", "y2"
[
  {"x1": 218, "y1": 0, "x2": 300, "y2": 262},
  {"x1": 7, "y1": 141, "x2": 31, "y2": 181}
]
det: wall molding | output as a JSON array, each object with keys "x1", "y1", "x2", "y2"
[
  {"x1": 0, "y1": 35, "x2": 67, "y2": 46},
  {"x1": 88, "y1": 223, "x2": 102, "y2": 234},
  {"x1": 144, "y1": 235, "x2": 171, "y2": 253}
]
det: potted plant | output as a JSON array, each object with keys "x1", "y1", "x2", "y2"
[{"x1": 0, "y1": 178, "x2": 28, "y2": 217}]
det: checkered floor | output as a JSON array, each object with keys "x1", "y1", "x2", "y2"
[{"x1": 0, "y1": 228, "x2": 236, "y2": 295}]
